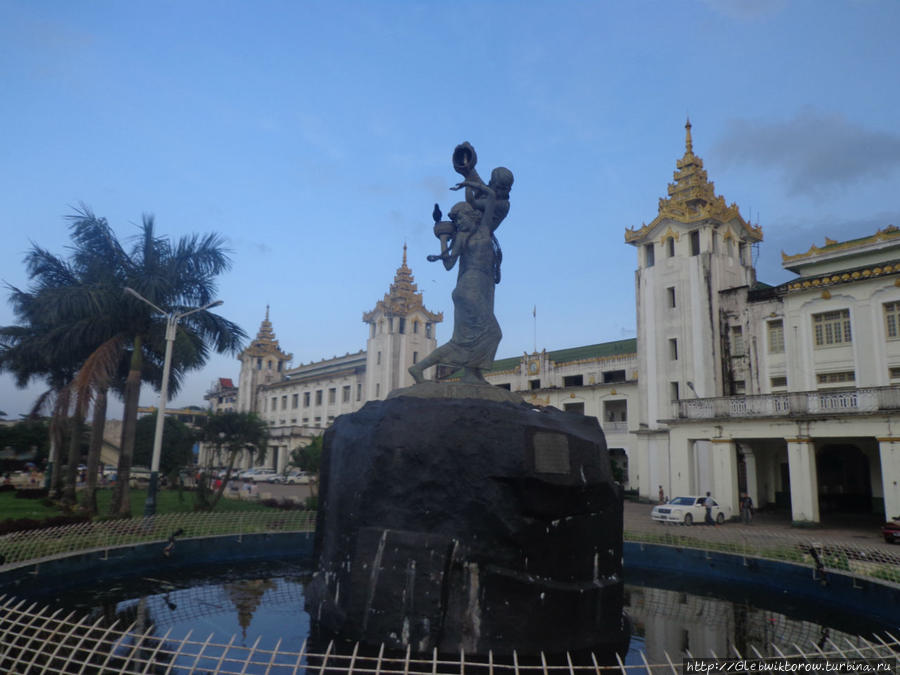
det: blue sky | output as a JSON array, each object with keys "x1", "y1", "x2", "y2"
[{"x1": 2, "y1": 0, "x2": 900, "y2": 418}]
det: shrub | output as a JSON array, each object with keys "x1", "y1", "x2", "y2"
[
  {"x1": 823, "y1": 551, "x2": 851, "y2": 571},
  {"x1": 0, "y1": 514, "x2": 91, "y2": 535},
  {"x1": 14, "y1": 488, "x2": 49, "y2": 500},
  {"x1": 261, "y1": 497, "x2": 303, "y2": 510},
  {"x1": 870, "y1": 566, "x2": 900, "y2": 583}
]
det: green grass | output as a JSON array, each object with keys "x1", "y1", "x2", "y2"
[
  {"x1": 93, "y1": 487, "x2": 272, "y2": 516},
  {"x1": 0, "y1": 487, "x2": 272, "y2": 525},
  {"x1": 0, "y1": 493, "x2": 61, "y2": 521}
]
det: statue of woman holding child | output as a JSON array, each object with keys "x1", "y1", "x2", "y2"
[{"x1": 408, "y1": 143, "x2": 514, "y2": 385}]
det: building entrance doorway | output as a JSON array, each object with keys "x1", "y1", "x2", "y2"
[{"x1": 817, "y1": 444, "x2": 872, "y2": 514}]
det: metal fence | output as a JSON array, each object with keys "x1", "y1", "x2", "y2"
[
  {"x1": 623, "y1": 522, "x2": 900, "y2": 585},
  {"x1": 0, "y1": 510, "x2": 316, "y2": 567},
  {"x1": 1, "y1": 513, "x2": 899, "y2": 673}
]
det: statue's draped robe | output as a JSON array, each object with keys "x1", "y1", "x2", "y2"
[{"x1": 441, "y1": 226, "x2": 501, "y2": 369}]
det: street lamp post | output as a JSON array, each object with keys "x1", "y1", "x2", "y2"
[{"x1": 124, "y1": 287, "x2": 223, "y2": 516}]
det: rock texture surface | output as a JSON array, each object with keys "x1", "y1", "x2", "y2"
[{"x1": 306, "y1": 394, "x2": 628, "y2": 659}]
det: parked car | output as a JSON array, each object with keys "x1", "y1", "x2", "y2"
[
  {"x1": 882, "y1": 517, "x2": 900, "y2": 543},
  {"x1": 267, "y1": 469, "x2": 311, "y2": 484},
  {"x1": 651, "y1": 495, "x2": 731, "y2": 525},
  {"x1": 284, "y1": 470, "x2": 311, "y2": 485},
  {"x1": 249, "y1": 468, "x2": 277, "y2": 483},
  {"x1": 238, "y1": 468, "x2": 262, "y2": 480},
  {"x1": 129, "y1": 466, "x2": 152, "y2": 487}
]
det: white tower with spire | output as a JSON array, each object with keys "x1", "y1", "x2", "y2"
[
  {"x1": 363, "y1": 245, "x2": 443, "y2": 399},
  {"x1": 625, "y1": 120, "x2": 763, "y2": 498},
  {"x1": 237, "y1": 306, "x2": 293, "y2": 413}
]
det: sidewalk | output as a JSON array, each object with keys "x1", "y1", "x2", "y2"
[{"x1": 623, "y1": 499, "x2": 897, "y2": 561}]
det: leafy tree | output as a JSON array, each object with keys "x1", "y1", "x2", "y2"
[
  {"x1": 289, "y1": 434, "x2": 323, "y2": 501},
  {"x1": 196, "y1": 412, "x2": 268, "y2": 510},
  {"x1": 0, "y1": 417, "x2": 51, "y2": 472},
  {"x1": 289, "y1": 435, "x2": 322, "y2": 475},
  {"x1": 132, "y1": 412, "x2": 196, "y2": 477}
]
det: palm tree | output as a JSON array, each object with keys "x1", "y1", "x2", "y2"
[
  {"x1": 99, "y1": 216, "x2": 245, "y2": 517},
  {"x1": 62, "y1": 209, "x2": 247, "y2": 517},
  {"x1": 2, "y1": 207, "x2": 247, "y2": 515},
  {"x1": 196, "y1": 411, "x2": 269, "y2": 510},
  {"x1": 0, "y1": 248, "x2": 107, "y2": 502}
]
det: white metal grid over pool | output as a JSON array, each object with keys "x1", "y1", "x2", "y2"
[
  {"x1": 1, "y1": 513, "x2": 898, "y2": 673},
  {"x1": 1, "y1": 595, "x2": 897, "y2": 674}
]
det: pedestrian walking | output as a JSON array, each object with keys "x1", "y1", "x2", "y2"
[
  {"x1": 704, "y1": 491, "x2": 715, "y2": 525},
  {"x1": 658, "y1": 485, "x2": 665, "y2": 504}
]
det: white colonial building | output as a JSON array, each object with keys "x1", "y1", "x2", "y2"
[
  {"x1": 626, "y1": 120, "x2": 900, "y2": 524},
  {"x1": 207, "y1": 121, "x2": 899, "y2": 523}
]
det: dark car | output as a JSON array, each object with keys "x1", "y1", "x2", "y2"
[{"x1": 882, "y1": 518, "x2": 900, "y2": 544}]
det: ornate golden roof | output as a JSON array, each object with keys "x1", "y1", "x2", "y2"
[
  {"x1": 781, "y1": 225, "x2": 900, "y2": 263},
  {"x1": 625, "y1": 120, "x2": 763, "y2": 243},
  {"x1": 239, "y1": 305, "x2": 292, "y2": 361},
  {"x1": 782, "y1": 260, "x2": 900, "y2": 294},
  {"x1": 363, "y1": 244, "x2": 443, "y2": 323}
]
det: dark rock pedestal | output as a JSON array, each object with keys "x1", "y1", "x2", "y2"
[{"x1": 305, "y1": 392, "x2": 629, "y2": 661}]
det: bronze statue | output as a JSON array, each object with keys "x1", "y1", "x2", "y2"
[{"x1": 409, "y1": 143, "x2": 513, "y2": 385}]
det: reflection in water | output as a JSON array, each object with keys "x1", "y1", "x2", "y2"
[
  {"x1": 624, "y1": 582, "x2": 887, "y2": 663},
  {"x1": 225, "y1": 578, "x2": 277, "y2": 639},
  {"x1": 29, "y1": 560, "x2": 894, "y2": 672}
]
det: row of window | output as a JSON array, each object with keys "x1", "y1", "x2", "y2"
[
  {"x1": 644, "y1": 231, "x2": 749, "y2": 267},
  {"x1": 765, "y1": 309, "x2": 851, "y2": 351},
  {"x1": 267, "y1": 384, "x2": 362, "y2": 412},
  {"x1": 727, "y1": 305, "x2": 900, "y2": 359},
  {"x1": 274, "y1": 415, "x2": 334, "y2": 427},
  {"x1": 255, "y1": 357, "x2": 284, "y2": 372},
  {"x1": 370, "y1": 318, "x2": 433, "y2": 337},
  {"x1": 494, "y1": 369, "x2": 628, "y2": 392}
]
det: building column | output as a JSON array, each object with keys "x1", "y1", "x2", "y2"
[
  {"x1": 710, "y1": 439, "x2": 739, "y2": 516},
  {"x1": 786, "y1": 437, "x2": 819, "y2": 523},
  {"x1": 635, "y1": 435, "x2": 652, "y2": 500},
  {"x1": 668, "y1": 429, "x2": 691, "y2": 499},
  {"x1": 739, "y1": 444, "x2": 759, "y2": 508},
  {"x1": 878, "y1": 438, "x2": 900, "y2": 519}
]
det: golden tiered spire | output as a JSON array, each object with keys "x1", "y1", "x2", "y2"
[
  {"x1": 239, "y1": 307, "x2": 292, "y2": 360},
  {"x1": 363, "y1": 245, "x2": 442, "y2": 323},
  {"x1": 625, "y1": 119, "x2": 762, "y2": 243}
]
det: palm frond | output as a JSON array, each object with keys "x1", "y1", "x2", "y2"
[{"x1": 71, "y1": 335, "x2": 125, "y2": 407}]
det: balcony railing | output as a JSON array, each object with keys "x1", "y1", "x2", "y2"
[
  {"x1": 676, "y1": 386, "x2": 900, "y2": 420},
  {"x1": 602, "y1": 421, "x2": 629, "y2": 434}
]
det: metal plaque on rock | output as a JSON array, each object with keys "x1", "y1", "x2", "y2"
[{"x1": 533, "y1": 432, "x2": 570, "y2": 474}]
